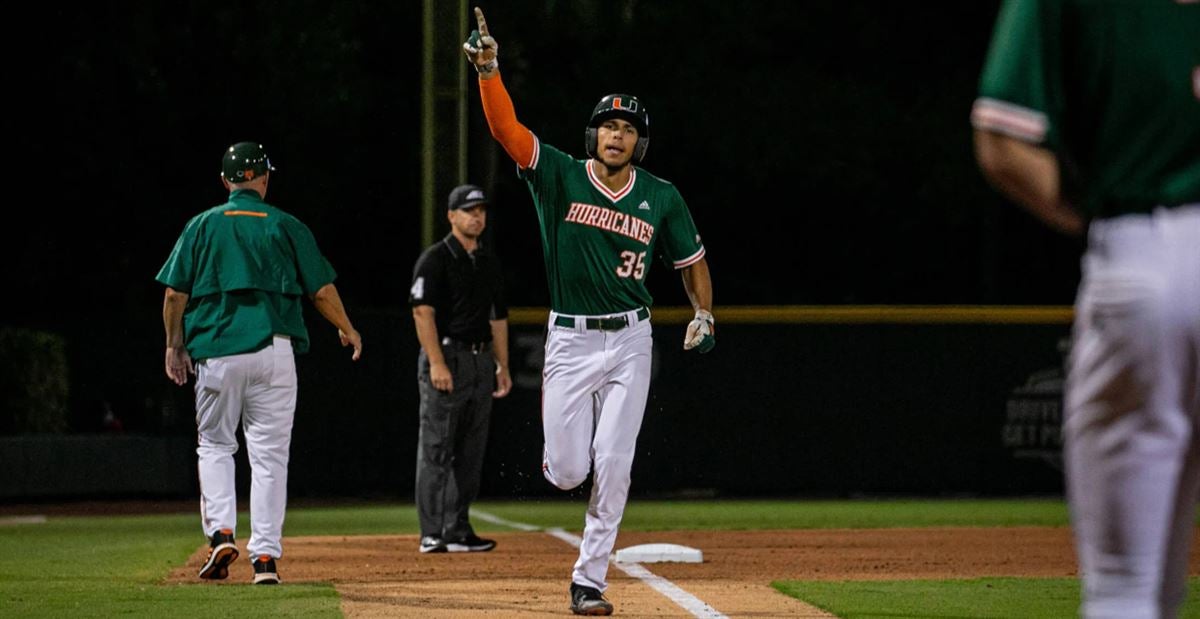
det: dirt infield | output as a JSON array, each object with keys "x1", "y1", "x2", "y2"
[{"x1": 166, "y1": 526, "x2": 1200, "y2": 617}]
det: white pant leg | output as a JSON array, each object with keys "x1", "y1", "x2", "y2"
[
  {"x1": 195, "y1": 354, "x2": 248, "y2": 538},
  {"x1": 542, "y1": 325, "x2": 605, "y2": 491},
  {"x1": 1157, "y1": 206, "x2": 1200, "y2": 619},
  {"x1": 1160, "y1": 436, "x2": 1199, "y2": 619},
  {"x1": 1067, "y1": 206, "x2": 1200, "y2": 619},
  {"x1": 573, "y1": 320, "x2": 653, "y2": 591},
  {"x1": 243, "y1": 337, "x2": 297, "y2": 560}
]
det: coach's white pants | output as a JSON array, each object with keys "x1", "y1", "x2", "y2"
[
  {"x1": 542, "y1": 310, "x2": 652, "y2": 592},
  {"x1": 1066, "y1": 205, "x2": 1200, "y2": 619},
  {"x1": 195, "y1": 335, "x2": 297, "y2": 560}
]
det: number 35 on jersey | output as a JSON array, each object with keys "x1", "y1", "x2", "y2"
[{"x1": 616, "y1": 251, "x2": 646, "y2": 280}]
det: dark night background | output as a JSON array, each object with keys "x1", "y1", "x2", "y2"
[{"x1": 2, "y1": 1, "x2": 1084, "y2": 446}]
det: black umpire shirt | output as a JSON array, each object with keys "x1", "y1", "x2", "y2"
[{"x1": 408, "y1": 234, "x2": 507, "y2": 344}]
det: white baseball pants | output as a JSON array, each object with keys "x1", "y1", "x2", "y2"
[
  {"x1": 194, "y1": 335, "x2": 297, "y2": 560},
  {"x1": 1066, "y1": 205, "x2": 1200, "y2": 619},
  {"x1": 542, "y1": 309, "x2": 653, "y2": 592}
]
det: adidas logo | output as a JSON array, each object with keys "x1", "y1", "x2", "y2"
[{"x1": 638, "y1": 201, "x2": 650, "y2": 210}]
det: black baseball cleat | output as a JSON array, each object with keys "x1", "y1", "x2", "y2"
[
  {"x1": 252, "y1": 554, "x2": 280, "y2": 584},
  {"x1": 569, "y1": 583, "x2": 614, "y2": 616},
  {"x1": 198, "y1": 528, "x2": 238, "y2": 580},
  {"x1": 446, "y1": 534, "x2": 497, "y2": 552},
  {"x1": 419, "y1": 535, "x2": 448, "y2": 553}
]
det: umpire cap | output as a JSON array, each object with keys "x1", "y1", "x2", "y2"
[
  {"x1": 448, "y1": 184, "x2": 488, "y2": 210},
  {"x1": 585, "y1": 94, "x2": 650, "y2": 163},
  {"x1": 221, "y1": 142, "x2": 276, "y2": 183}
]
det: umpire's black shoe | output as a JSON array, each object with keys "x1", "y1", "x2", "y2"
[
  {"x1": 419, "y1": 535, "x2": 448, "y2": 553},
  {"x1": 446, "y1": 534, "x2": 497, "y2": 553},
  {"x1": 198, "y1": 528, "x2": 238, "y2": 580},
  {"x1": 252, "y1": 554, "x2": 280, "y2": 585},
  {"x1": 569, "y1": 583, "x2": 614, "y2": 616}
]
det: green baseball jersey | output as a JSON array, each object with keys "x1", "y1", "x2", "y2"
[
  {"x1": 519, "y1": 140, "x2": 705, "y2": 315},
  {"x1": 973, "y1": 0, "x2": 1200, "y2": 218},
  {"x1": 156, "y1": 189, "x2": 337, "y2": 360}
]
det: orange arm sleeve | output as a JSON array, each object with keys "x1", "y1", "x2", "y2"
[{"x1": 479, "y1": 74, "x2": 536, "y2": 169}]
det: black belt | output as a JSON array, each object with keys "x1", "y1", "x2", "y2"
[
  {"x1": 441, "y1": 337, "x2": 491, "y2": 354},
  {"x1": 554, "y1": 307, "x2": 650, "y2": 331}
]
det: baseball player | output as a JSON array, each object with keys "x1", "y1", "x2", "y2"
[
  {"x1": 157, "y1": 142, "x2": 362, "y2": 585},
  {"x1": 972, "y1": 2, "x2": 1199, "y2": 617},
  {"x1": 463, "y1": 8, "x2": 715, "y2": 616}
]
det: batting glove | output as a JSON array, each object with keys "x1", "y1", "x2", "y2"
[
  {"x1": 463, "y1": 28, "x2": 499, "y2": 74},
  {"x1": 683, "y1": 309, "x2": 715, "y2": 353}
]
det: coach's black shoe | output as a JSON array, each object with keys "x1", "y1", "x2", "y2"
[
  {"x1": 569, "y1": 583, "x2": 613, "y2": 616},
  {"x1": 252, "y1": 554, "x2": 280, "y2": 584},
  {"x1": 419, "y1": 535, "x2": 448, "y2": 553},
  {"x1": 446, "y1": 534, "x2": 496, "y2": 553},
  {"x1": 198, "y1": 528, "x2": 238, "y2": 580}
]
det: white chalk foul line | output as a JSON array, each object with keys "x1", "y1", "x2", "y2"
[
  {"x1": 613, "y1": 561, "x2": 727, "y2": 618},
  {"x1": 473, "y1": 510, "x2": 728, "y2": 619},
  {"x1": 545, "y1": 527, "x2": 583, "y2": 548},
  {"x1": 0, "y1": 515, "x2": 47, "y2": 526},
  {"x1": 470, "y1": 509, "x2": 542, "y2": 531}
]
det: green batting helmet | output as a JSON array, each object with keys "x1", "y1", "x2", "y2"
[
  {"x1": 221, "y1": 142, "x2": 276, "y2": 183},
  {"x1": 585, "y1": 94, "x2": 649, "y2": 163}
]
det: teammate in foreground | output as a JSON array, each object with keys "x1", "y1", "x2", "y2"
[
  {"x1": 157, "y1": 142, "x2": 362, "y2": 584},
  {"x1": 972, "y1": 2, "x2": 1199, "y2": 617},
  {"x1": 464, "y1": 7, "x2": 715, "y2": 616}
]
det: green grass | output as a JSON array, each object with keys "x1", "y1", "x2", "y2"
[
  {"x1": 0, "y1": 512, "x2": 342, "y2": 618},
  {"x1": 775, "y1": 577, "x2": 1200, "y2": 619},
  {"x1": 1, "y1": 499, "x2": 1194, "y2": 618},
  {"x1": 5, "y1": 582, "x2": 339, "y2": 618},
  {"x1": 477, "y1": 497, "x2": 1073, "y2": 531},
  {"x1": 277, "y1": 503, "x2": 419, "y2": 536}
]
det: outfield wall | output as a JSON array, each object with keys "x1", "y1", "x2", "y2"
[{"x1": 0, "y1": 306, "x2": 1071, "y2": 500}]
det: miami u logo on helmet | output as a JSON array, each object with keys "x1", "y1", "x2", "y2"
[{"x1": 611, "y1": 97, "x2": 638, "y2": 113}]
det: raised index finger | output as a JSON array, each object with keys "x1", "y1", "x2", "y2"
[{"x1": 474, "y1": 7, "x2": 490, "y2": 36}]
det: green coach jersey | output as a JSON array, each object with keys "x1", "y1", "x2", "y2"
[
  {"x1": 156, "y1": 189, "x2": 336, "y2": 360},
  {"x1": 973, "y1": 0, "x2": 1200, "y2": 218},
  {"x1": 520, "y1": 140, "x2": 705, "y2": 315}
]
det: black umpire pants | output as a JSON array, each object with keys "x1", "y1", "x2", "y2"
[{"x1": 415, "y1": 343, "x2": 494, "y2": 541}]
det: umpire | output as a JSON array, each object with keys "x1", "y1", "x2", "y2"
[{"x1": 409, "y1": 183, "x2": 511, "y2": 553}]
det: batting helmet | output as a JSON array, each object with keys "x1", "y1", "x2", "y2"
[
  {"x1": 584, "y1": 94, "x2": 649, "y2": 163},
  {"x1": 221, "y1": 142, "x2": 276, "y2": 183}
]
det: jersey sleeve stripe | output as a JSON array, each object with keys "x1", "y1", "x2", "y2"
[
  {"x1": 971, "y1": 97, "x2": 1048, "y2": 143},
  {"x1": 529, "y1": 134, "x2": 540, "y2": 169},
  {"x1": 673, "y1": 246, "x2": 706, "y2": 269}
]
